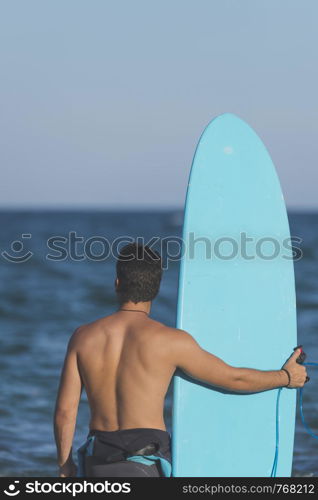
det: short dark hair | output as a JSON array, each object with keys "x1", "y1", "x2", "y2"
[{"x1": 116, "y1": 243, "x2": 162, "y2": 304}]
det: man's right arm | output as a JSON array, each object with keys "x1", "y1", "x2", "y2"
[{"x1": 169, "y1": 330, "x2": 307, "y2": 392}]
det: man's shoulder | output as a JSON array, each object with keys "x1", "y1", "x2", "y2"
[
  {"x1": 148, "y1": 322, "x2": 193, "y2": 343},
  {"x1": 68, "y1": 317, "x2": 109, "y2": 348},
  {"x1": 148, "y1": 325, "x2": 199, "y2": 364},
  {"x1": 74, "y1": 312, "x2": 117, "y2": 333}
]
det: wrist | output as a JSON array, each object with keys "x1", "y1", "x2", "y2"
[
  {"x1": 58, "y1": 456, "x2": 73, "y2": 468},
  {"x1": 58, "y1": 447, "x2": 74, "y2": 468},
  {"x1": 280, "y1": 368, "x2": 291, "y2": 387}
]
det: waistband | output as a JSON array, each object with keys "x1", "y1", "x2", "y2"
[
  {"x1": 87, "y1": 427, "x2": 171, "y2": 462},
  {"x1": 88, "y1": 427, "x2": 170, "y2": 440}
]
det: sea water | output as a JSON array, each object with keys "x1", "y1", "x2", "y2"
[{"x1": 0, "y1": 210, "x2": 317, "y2": 476}]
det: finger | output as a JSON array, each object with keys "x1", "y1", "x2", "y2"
[{"x1": 290, "y1": 348, "x2": 302, "y2": 360}]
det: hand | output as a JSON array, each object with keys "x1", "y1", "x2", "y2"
[
  {"x1": 282, "y1": 348, "x2": 307, "y2": 388},
  {"x1": 59, "y1": 458, "x2": 77, "y2": 477}
]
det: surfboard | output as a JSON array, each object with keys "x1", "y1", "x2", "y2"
[{"x1": 172, "y1": 113, "x2": 297, "y2": 477}]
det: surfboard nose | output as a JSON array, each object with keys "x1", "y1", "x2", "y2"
[{"x1": 206, "y1": 112, "x2": 252, "y2": 131}]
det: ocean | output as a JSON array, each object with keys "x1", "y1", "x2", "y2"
[{"x1": 0, "y1": 210, "x2": 317, "y2": 477}]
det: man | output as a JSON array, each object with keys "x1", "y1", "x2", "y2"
[{"x1": 54, "y1": 243, "x2": 307, "y2": 477}]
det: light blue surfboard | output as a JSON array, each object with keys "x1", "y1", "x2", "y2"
[{"x1": 172, "y1": 113, "x2": 297, "y2": 477}]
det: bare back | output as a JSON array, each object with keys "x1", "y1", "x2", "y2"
[{"x1": 74, "y1": 311, "x2": 175, "y2": 432}]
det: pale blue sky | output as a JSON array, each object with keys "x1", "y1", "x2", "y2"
[{"x1": 0, "y1": 0, "x2": 317, "y2": 209}]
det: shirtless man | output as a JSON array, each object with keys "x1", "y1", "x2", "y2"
[{"x1": 54, "y1": 243, "x2": 307, "y2": 477}]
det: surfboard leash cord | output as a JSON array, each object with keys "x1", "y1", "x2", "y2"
[{"x1": 271, "y1": 360, "x2": 318, "y2": 477}]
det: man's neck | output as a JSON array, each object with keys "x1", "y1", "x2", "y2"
[{"x1": 118, "y1": 301, "x2": 151, "y2": 315}]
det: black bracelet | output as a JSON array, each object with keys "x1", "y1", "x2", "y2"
[{"x1": 281, "y1": 368, "x2": 291, "y2": 387}]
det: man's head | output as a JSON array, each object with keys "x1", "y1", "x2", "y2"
[{"x1": 116, "y1": 243, "x2": 162, "y2": 305}]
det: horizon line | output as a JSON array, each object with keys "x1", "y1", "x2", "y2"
[{"x1": 0, "y1": 205, "x2": 317, "y2": 213}]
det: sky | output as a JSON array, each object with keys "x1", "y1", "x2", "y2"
[{"x1": 0, "y1": 0, "x2": 317, "y2": 210}]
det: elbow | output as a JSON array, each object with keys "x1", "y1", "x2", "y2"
[
  {"x1": 224, "y1": 368, "x2": 251, "y2": 393},
  {"x1": 54, "y1": 407, "x2": 76, "y2": 424}
]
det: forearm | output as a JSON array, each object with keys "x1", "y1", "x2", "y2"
[
  {"x1": 231, "y1": 367, "x2": 288, "y2": 393},
  {"x1": 54, "y1": 410, "x2": 77, "y2": 466}
]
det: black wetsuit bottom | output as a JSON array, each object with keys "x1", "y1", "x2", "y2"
[{"x1": 84, "y1": 428, "x2": 171, "y2": 477}]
